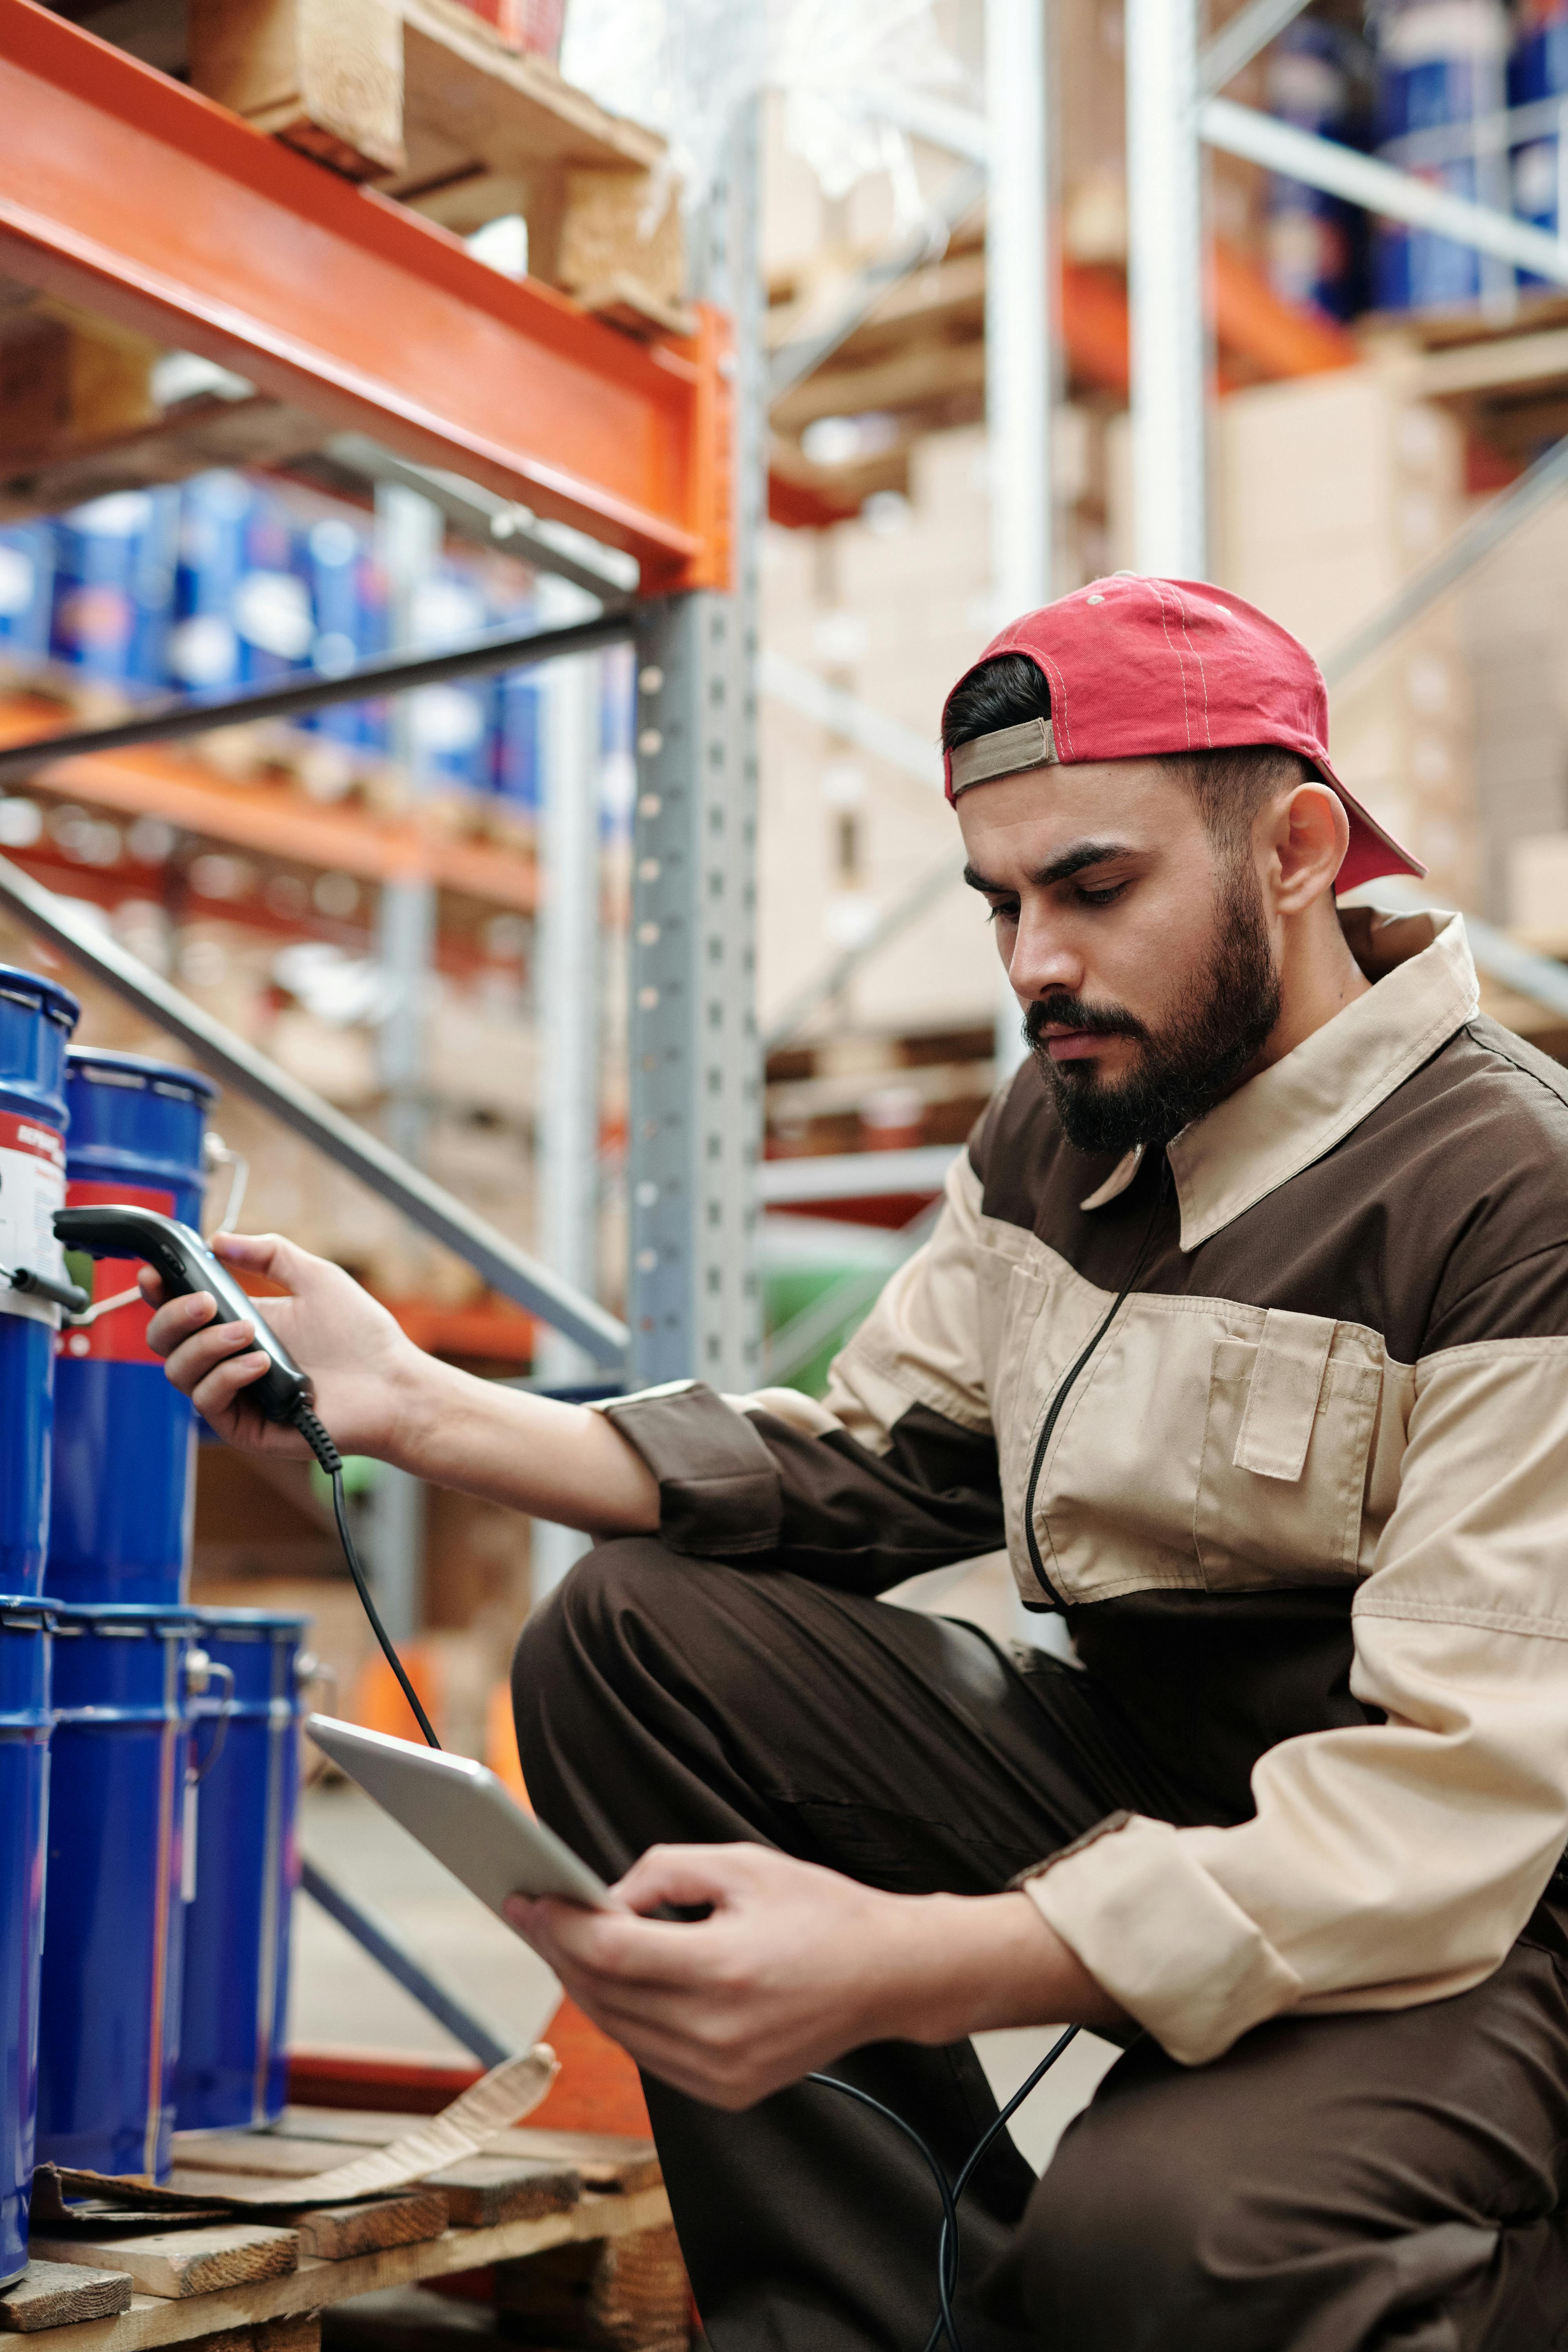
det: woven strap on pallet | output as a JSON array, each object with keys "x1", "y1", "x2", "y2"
[{"x1": 33, "y1": 2046, "x2": 559, "y2": 2217}]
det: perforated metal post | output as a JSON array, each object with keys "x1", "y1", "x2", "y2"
[{"x1": 626, "y1": 105, "x2": 763, "y2": 1391}]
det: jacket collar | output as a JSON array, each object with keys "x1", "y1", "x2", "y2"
[{"x1": 1079, "y1": 908, "x2": 1479, "y2": 1248}]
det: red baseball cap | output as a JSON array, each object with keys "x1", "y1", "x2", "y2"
[{"x1": 942, "y1": 574, "x2": 1424, "y2": 893}]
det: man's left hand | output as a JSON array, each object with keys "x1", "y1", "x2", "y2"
[{"x1": 505, "y1": 1842, "x2": 1123, "y2": 2110}]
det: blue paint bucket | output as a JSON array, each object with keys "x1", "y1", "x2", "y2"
[
  {"x1": 176, "y1": 1610, "x2": 310, "y2": 2131},
  {"x1": 0, "y1": 1602, "x2": 50, "y2": 2285},
  {"x1": 49, "y1": 1052, "x2": 216, "y2": 1608},
  {"x1": 1372, "y1": 0, "x2": 1510, "y2": 312},
  {"x1": 0, "y1": 968, "x2": 78, "y2": 1601},
  {"x1": 1265, "y1": 22, "x2": 1368, "y2": 321},
  {"x1": 1511, "y1": 0, "x2": 1568, "y2": 281},
  {"x1": 36, "y1": 1602, "x2": 196, "y2": 2180}
]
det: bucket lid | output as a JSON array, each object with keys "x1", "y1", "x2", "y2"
[
  {"x1": 67, "y1": 1049, "x2": 218, "y2": 1107},
  {"x1": 47, "y1": 1599, "x2": 200, "y2": 1635},
  {"x1": 192, "y1": 1606, "x2": 311, "y2": 1637},
  {"x1": 0, "y1": 1599, "x2": 50, "y2": 1630},
  {"x1": 0, "y1": 965, "x2": 80, "y2": 1034}
]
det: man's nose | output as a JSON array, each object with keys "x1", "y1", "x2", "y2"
[{"x1": 1006, "y1": 906, "x2": 1084, "y2": 1002}]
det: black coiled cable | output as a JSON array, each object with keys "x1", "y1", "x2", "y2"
[
  {"x1": 810, "y1": 2021, "x2": 1081, "y2": 2352},
  {"x1": 292, "y1": 1401, "x2": 442, "y2": 1751}
]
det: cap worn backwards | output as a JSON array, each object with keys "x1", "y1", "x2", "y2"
[{"x1": 941, "y1": 573, "x2": 1424, "y2": 894}]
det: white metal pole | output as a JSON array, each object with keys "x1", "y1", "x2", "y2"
[
  {"x1": 1127, "y1": 0, "x2": 1209, "y2": 577},
  {"x1": 530, "y1": 576, "x2": 603, "y2": 1604},
  {"x1": 369, "y1": 483, "x2": 443, "y2": 1647},
  {"x1": 985, "y1": 0, "x2": 1051, "y2": 626},
  {"x1": 985, "y1": 0, "x2": 1051, "y2": 1079}
]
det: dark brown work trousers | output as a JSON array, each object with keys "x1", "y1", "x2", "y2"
[{"x1": 512, "y1": 1540, "x2": 1568, "y2": 2352}]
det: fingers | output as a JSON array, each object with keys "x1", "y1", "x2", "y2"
[
  {"x1": 190, "y1": 1345, "x2": 273, "y2": 1425},
  {"x1": 152, "y1": 1308, "x2": 264, "y2": 1410},
  {"x1": 145, "y1": 1287, "x2": 218, "y2": 1364},
  {"x1": 613, "y1": 1843, "x2": 752, "y2": 1916}
]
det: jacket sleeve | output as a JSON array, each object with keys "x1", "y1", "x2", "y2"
[
  {"x1": 1021, "y1": 1323, "x2": 1568, "y2": 2065},
  {"x1": 597, "y1": 1151, "x2": 1007, "y2": 1594}
]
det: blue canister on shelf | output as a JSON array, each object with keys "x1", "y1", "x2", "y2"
[
  {"x1": 0, "y1": 1602, "x2": 50, "y2": 2284},
  {"x1": 407, "y1": 570, "x2": 493, "y2": 794},
  {"x1": 36, "y1": 1603, "x2": 198, "y2": 2180},
  {"x1": 493, "y1": 668, "x2": 542, "y2": 810},
  {"x1": 0, "y1": 968, "x2": 77, "y2": 1599},
  {"x1": 51, "y1": 490, "x2": 175, "y2": 693},
  {"x1": 1372, "y1": 0, "x2": 1511, "y2": 312},
  {"x1": 1511, "y1": 0, "x2": 1568, "y2": 276},
  {"x1": 176, "y1": 1610, "x2": 310, "y2": 2131},
  {"x1": 302, "y1": 515, "x2": 389, "y2": 754},
  {"x1": 1266, "y1": 21, "x2": 1368, "y2": 320},
  {"x1": 49, "y1": 1052, "x2": 215, "y2": 1608},
  {"x1": 167, "y1": 471, "x2": 252, "y2": 694},
  {"x1": 0, "y1": 526, "x2": 56, "y2": 666}
]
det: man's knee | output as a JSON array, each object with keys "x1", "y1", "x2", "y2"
[
  {"x1": 514, "y1": 1534, "x2": 669, "y2": 1679},
  {"x1": 1001, "y1": 2085, "x2": 1221, "y2": 2338},
  {"x1": 512, "y1": 1535, "x2": 671, "y2": 1738}
]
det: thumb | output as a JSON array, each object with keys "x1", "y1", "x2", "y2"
[{"x1": 211, "y1": 1230, "x2": 300, "y2": 1287}]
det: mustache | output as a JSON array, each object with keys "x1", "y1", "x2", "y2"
[{"x1": 1024, "y1": 993, "x2": 1149, "y2": 1045}]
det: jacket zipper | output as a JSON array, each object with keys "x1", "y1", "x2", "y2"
[{"x1": 1021, "y1": 1163, "x2": 1168, "y2": 1610}]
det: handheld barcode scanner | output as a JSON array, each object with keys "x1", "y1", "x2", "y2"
[
  {"x1": 51, "y1": 1201, "x2": 440, "y2": 1750},
  {"x1": 55, "y1": 1204, "x2": 310, "y2": 1423}
]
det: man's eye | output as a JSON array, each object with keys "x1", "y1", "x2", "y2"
[
  {"x1": 1076, "y1": 883, "x2": 1126, "y2": 908},
  {"x1": 986, "y1": 901, "x2": 1019, "y2": 926}
]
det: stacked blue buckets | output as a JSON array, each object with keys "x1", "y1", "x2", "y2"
[
  {"x1": 0, "y1": 967, "x2": 79, "y2": 2283},
  {"x1": 0, "y1": 1034, "x2": 314, "y2": 2270}
]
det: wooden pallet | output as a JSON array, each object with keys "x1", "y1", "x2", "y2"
[{"x1": 0, "y1": 2115, "x2": 682, "y2": 2352}]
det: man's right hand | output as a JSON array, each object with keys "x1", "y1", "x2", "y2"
[{"x1": 143, "y1": 1231, "x2": 425, "y2": 1463}]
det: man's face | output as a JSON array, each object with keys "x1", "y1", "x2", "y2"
[{"x1": 956, "y1": 757, "x2": 1281, "y2": 1155}]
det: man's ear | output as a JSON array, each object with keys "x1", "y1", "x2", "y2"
[{"x1": 1267, "y1": 782, "x2": 1349, "y2": 914}]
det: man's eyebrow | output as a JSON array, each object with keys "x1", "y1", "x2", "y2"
[{"x1": 962, "y1": 841, "x2": 1136, "y2": 896}]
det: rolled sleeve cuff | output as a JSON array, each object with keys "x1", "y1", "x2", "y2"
[
  {"x1": 1016, "y1": 1813, "x2": 1305, "y2": 2066},
  {"x1": 598, "y1": 1381, "x2": 782, "y2": 1557}
]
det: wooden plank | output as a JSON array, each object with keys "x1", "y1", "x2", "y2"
[
  {"x1": 417, "y1": 2158, "x2": 579, "y2": 2229},
  {"x1": 29, "y1": 2229, "x2": 298, "y2": 2302},
  {"x1": 188, "y1": 0, "x2": 405, "y2": 177},
  {"x1": 493, "y1": 2221, "x2": 690, "y2": 2349},
  {"x1": 480, "y1": 2131, "x2": 658, "y2": 2196},
  {"x1": 272, "y1": 2113, "x2": 658, "y2": 2192},
  {"x1": 9, "y1": 2187, "x2": 672, "y2": 2352},
  {"x1": 0, "y1": 2262, "x2": 132, "y2": 2333},
  {"x1": 153, "y1": 2183, "x2": 449, "y2": 2258},
  {"x1": 291, "y1": 2194, "x2": 449, "y2": 2263},
  {"x1": 190, "y1": 2318, "x2": 320, "y2": 2352}
]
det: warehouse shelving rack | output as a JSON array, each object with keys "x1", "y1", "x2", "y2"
[{"x1": 0, "y1": 0, "x2": 765, "y2": 1393}]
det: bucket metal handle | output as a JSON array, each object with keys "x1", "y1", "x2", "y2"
[
  {"x1": 185, "y1": 1652, "x2": 237, "y2": 1787},
  {"x1": 202, "y1": 1133, "x2": 249, "y2": 1238}
]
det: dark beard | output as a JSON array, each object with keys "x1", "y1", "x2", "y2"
[{"x1": 1024, "y1": 861, "x2": 1282, "y2": 1156}]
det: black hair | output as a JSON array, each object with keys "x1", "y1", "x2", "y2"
[{"x1": 942, "y1": 655, "x2": 1312, "y2": 853}]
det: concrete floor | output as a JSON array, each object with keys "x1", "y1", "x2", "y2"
[{"x1": 289, "y1": 1779, "x2": 1119, "y2": 2174}]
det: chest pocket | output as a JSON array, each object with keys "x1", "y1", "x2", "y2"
[{"x1": 1193, "y1": 1308, "x2": 1380, "y2": 1590}]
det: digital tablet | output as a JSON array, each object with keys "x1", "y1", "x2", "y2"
[{"x1": 306, "y1": 1714, "x2": 615, "y2": 1917}]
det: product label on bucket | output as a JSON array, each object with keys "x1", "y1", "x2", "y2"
[
  {"x1": 58, "y1": 1179, "x2": 174, "y2": 1363},
  {"x1": 0, "y1": 1112, "x2": 65, "y2": 1326}
]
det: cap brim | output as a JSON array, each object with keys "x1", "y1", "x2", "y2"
[{"x1": 1315, "y1": 757, "x2": 1427, "y2": 894}]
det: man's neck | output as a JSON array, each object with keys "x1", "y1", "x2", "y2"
[{"x1": 1248, "y1": 897, "x2": 1373, "y2": 1085}]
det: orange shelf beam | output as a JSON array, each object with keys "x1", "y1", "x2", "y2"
[
  {"x1": 380, "y1": 1296, "x2": 535, "y2": 1360},
  {"x1": 0, "y1": 697, "x2": 537, "y2": 909},
  {"x1": 0, "y1": 0, "x2": 730, "y2": 591}
]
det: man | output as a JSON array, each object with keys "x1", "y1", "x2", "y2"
[{"x1": 151, "y1": 577, "x2": 1568, "y2": 2351}]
